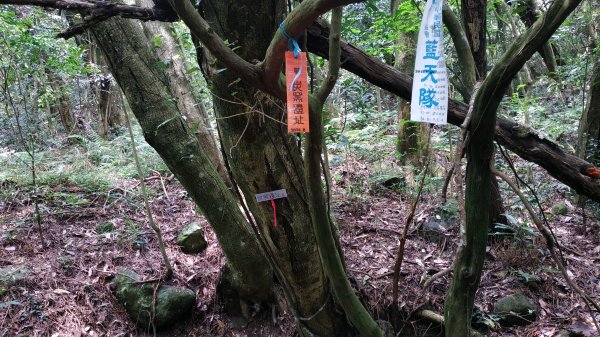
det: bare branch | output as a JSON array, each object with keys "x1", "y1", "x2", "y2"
[
  {"x1": 0, "y1": 0, "x2": 178, "y2": 38},
  {"x1": 168, "y1": 0, "x2": 266, "y2": 95},
  {"x1": 0, "y1": 0, "x2": 178, "y2": 22},
  {"x1": 315, "y1": 6, "x2": 342, "y2": 104},
  {"x1": 262, "y1": 0, "x2": 362, "y2": 97}
]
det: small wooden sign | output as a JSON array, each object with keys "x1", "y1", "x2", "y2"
[
  {"x1": 255, "y1": 189, "x2": 288, "y2": 203},
  {"x1": 285, "y1": 51, "x2": 309, "y2": 133}
]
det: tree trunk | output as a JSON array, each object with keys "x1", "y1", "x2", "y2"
[
  {"x1": 392, "y1": 1, "x2": 426, "y2": 164},
  {"x1": 45, "y1": 69, "x2": 76, "y2": 134},
  {"x1": 198, "y1": 2, "x2": 355, "y2": 335},
  {"x1": 577, "y1": 59, "x2": 600, "y2": 162},
  {"x1": 89, "y1": 17, "x2": 273, "y2": 305},
  {"x1": 461, "y1": 0, "x2": 487, "y2": 79},
  {"x1": 444, "y1": 0, "x2": 583, "y2": 334},
  {"x1": 576, "y1": 23, "x2": 600, "y2": 165},
  {"x1": 137, "y1": 0, "x2": 230, "y2": 184},
  {"x1": 97, "y1": 75, "x2": 111, "y2": 137}
]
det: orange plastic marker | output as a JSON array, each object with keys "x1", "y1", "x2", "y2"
[{"x1": 285, "y1": 51, "x2": 309, "y2": 133}]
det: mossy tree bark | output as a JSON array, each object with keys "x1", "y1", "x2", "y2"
[
  {"x1": 461, "y1": 0, "x2": 487, "y2": 80},
  {"x1": 90, "y1": 17, "x2": 273, "y2": 305},
  {"x1": 444, "y1": 0, "x2": 583, "y2": 335},
  {"x1": 576, "y1": 20, "x2": 600, "y2": 166},
  {"x1": 197, "y1": 2, "x2": 366, "y2": 335},
  {"x1": 136, "y1": 0, "x2": 230, "y2": 185},
  {"x1": 392, "y1": 0, "x2": 424, "y2": 164}
]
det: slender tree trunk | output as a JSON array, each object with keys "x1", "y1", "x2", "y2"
[
  {"x1": 45, "y1": 69, "x2": 76, "y2": 134},
  {"x1": 97, "y1": 75, "x2": 111, "y2": 137},
  {"x1": 576, "y1": 19, "x2": 600, "y2": 165},
  {"x1": 444, "y1": 0, "x2": 583, "y2": 334},
  {"x1": 576, "y1": 59, "x2": 600, "y2": 164},
  {"x1": 393, "y1": 0, "x2": 427, "y2": 164}
]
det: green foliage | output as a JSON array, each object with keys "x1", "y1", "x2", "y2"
[
  {"x1": 0, "y1": 125, "x2": 167, "y2": 192},
  {"x1": 120, "y1": 218, "x2": 147, "y2": 251},
  {"x1": 490, "y1": 214, "x2": 539, "y2": 249},
  {"x1": 343, "y1": 1, "x2": 420, "y2": 59}
]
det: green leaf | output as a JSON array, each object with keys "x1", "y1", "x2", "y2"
[
  {"x1": 186, "y1": 67, "x2": 200, "y2": 74},
  {"x1": 153, "y1": 35, "x2": 163, "y2": 48}
]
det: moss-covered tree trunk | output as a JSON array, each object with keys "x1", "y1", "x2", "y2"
[
  {"x1": 576, "y1": 26, "x2": 600, "y2": 166},
  {"x1": 89, "y1": 17, "x2": 273, "y2": 305},
  {"x1": 137, "y1": 0, "x2": 230, "y2": 184},
  {"x1": 393, "y1": 0, "x2": 428, "y2": 164},
  {"x1": 199, "y1": 2, "x2": 355, "y2": 335}
]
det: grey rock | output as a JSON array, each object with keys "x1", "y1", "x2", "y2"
[
  {"x1": 177, "y1": 222, "x2": 207, "y2": 254},
  {"x1": 493, "y1": 293, "x2": 538, "y2": 327},
  {"x1": 0, "y1": 266, "x2": 30, "y2": 286},
  {"x1": 421, "y1": 219, "x2": 454, "y2": 243}
]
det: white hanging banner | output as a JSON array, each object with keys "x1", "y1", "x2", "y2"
[{"x1": 410, "y1": 0, "x2": 448, "y2": 125}]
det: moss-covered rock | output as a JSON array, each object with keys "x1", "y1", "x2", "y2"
[
  {"x1": 551, "y1": 203, "x2": 568, "y2": 215},
  {"x1": 177, "y1": 222, "x2": 207, "y2": 254},
  {"x1": 96, "y1": 221, "x2": 115, "y2": 234},
  {"x1": 493, "y1": 293, "x2": 538, "y2": 327},
  {"x1": 0, "y1": 266, "x2": 30, "y2": 286},
  {"x1": 111, "y1": 269, "x2": 195, "y2": 329}
]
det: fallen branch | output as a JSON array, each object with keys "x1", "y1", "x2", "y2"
[
  {"x1": 415, "y1": 309, "x2": 485, "y2": 337},
  {"x1": 0, "y1": 0, "x2": 178, "y2": 38}
]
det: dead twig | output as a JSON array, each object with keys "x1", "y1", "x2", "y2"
[
  {"x1": 392, "y1": 128, "x2": 433, "y2": 307},
  {"x1": 415, "y1": 309, "x2": 485, "y2": 337}
]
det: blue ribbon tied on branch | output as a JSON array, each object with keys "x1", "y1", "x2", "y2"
[{"x1": 279, "y1": 22, "x2": 303, "y2": 92}]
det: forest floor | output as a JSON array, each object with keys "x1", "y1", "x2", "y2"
[{"x1": 1, "y1": 145, "x2": 599, "y2": 337}]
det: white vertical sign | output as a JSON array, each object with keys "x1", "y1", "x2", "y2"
[{"x1": 410, "y1": 0, "x2": 448, "y2": 125}]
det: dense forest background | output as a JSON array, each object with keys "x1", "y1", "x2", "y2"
[{"x1": 0, "y1": 0, "x2": 599, "y2": 336}]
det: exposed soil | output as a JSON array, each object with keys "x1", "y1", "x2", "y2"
[{"x1": 1, "y1": 162, "x2": 599, "y2": 337}]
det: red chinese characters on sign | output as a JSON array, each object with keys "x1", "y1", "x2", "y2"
[{"x1": 285, "y1": 51, "x2": 309, "y2": 133}]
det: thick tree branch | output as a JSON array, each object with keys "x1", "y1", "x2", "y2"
[
  {"x1": 0, "y1": 0, "x2": 178, "y2": 38},
  {"x1": 442, "y1": 2, "x2": 476, "y2": 99},
  {"x1": 262, "y1": 0, "x2": 362, "y2": 97},
  {"x1": 306, "y1": 20, "x2": 600, "y2": 203},
  {"x1": 315, "y1": 7, "x2": 342, "y2": 104},
  {"x1": 0, "y1": 0, "x2": 177, "y2": 21},
  {"x1": 167, "y1": 0, "x2": 265, "y2": 94}
]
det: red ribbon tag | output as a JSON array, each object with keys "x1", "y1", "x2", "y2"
[
  {"x1": 270, "y1": 197, "x2": 278, "y2": 228},
  {"x1": 285, "y1": 51, "x2": 309, "y2": 133}
]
